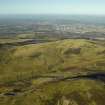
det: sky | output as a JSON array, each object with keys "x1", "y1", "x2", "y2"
[{"x1": 0, "y1": 0, "x2": 105, "y2": 15}]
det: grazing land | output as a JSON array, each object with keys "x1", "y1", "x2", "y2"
[{"x1": 0, "y1": 38, "x2": 105, "y2": 105}]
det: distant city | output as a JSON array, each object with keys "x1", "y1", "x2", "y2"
[{"x1": 0, "y1": 15, "x2": 105, "y2": 40}]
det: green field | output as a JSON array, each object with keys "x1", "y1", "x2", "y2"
[{"x1": 0, "y1": 39, "x2": 105, "y2": 105}]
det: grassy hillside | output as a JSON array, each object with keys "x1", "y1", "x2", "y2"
[
  {"x1": 1, "y1": 39, "x2": 105, "y2": 80},
  {"x1": 0, "y1": 39, "x2": 105, "y2": 105},
  {"x1": 1, "y1": 79, "x2": 105, "y2": 105}
]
